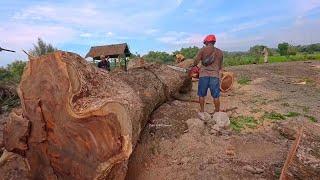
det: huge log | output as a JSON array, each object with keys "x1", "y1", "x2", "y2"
[
  {"x1": 4, "y1": 51, "x2": 191, "y2": 179},
  {"x1": 277, "y1": 120, "x2": 320, "y2": 180}
]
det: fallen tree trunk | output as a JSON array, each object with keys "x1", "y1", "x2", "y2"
[
  {"x1": 281, "y1": 122, "x2": 320, "y2": 179},
  {"x1": 277, "y1": 120, "x2": 320, "y2": 180},
  {"x1": 4, "y1": 51, "x2": 191, "y2": 179}
]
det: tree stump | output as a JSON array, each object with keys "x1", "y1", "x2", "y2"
[{"x1": 4, "y1": 51, "x2": 191, "y2": 179}]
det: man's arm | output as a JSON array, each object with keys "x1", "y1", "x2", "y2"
[
  {"x1": 193, "y1": 51, "x2": 202, "y2": 66},
  {"x1": 219, "y1": 54, "x2": 223, "y2": 70}
]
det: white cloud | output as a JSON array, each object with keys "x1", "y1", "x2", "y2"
[
  {"x1": 144, "y1": 29, "x2": 159, "y2": 35},
  {"x1": 106, "y1": 32, "x2": 114, "y2": 37},
  {"x1": 229, "y1": 21, "x2": 267, "y2": 32},
  {"x1": 0, "y1": 23, "x2": 76, "y2": 48},
  {"x1": 0, "y1": 23, "x2": 77, "y2": 66},
  {"x1": 263, "y1": 19, "x2": 320, "y2": 45},
  {"x1": 80, "y1": 33, "x2": 93, "y2": 38},
  {"x1": 11, "y1": 1, "x2": 181, "y2": 34},
  {"x1": 176, "y1": 0, "x2": 183, "y2": 6},
  {"x1": 157, "y1": 31, "x2": 204, "y2": 46},
  {"x1": 294, "y1": 0, "x2": 320, "y2": 14}
]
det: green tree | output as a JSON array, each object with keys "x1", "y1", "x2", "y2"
[
  {"x1": 0, "y1": 68, "x2": 12, "y2": 82},
  {"x1": 0, "y1": 61, "x2": 26, "y2": 83},
  {"x1": 278, "y1": 42, "x2": 289, "y2": 56},
  {"x1": 130, "y1": 52, "x2": 140, "y2": 59},
  {"x1": 143, "y1": 51, "x2": 174, "y2": 64},
  {"x1": 173, "y1": 46, "x2": 200, "y2": 59},
  {"x1": 29, "y1": 38, "x2": 57, "y2": 57},
  {"x1": 287, "y1": 45, "x2": 298, "y2": 56}
]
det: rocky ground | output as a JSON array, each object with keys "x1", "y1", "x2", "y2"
[
  {"x1": 126, "y1": 61, "x2": 320, "y2": 180},
  {"x1": 0, "y1": 61, "x2": 320, "y2": 179}
]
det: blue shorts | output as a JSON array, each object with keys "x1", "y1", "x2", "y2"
[{"x1": 198, "y1": 76, "x2": 220, "y2": 98}]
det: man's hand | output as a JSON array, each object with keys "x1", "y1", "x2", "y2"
[{"x1": 219, "y1": 69, "x2": 225, "y2": 79}]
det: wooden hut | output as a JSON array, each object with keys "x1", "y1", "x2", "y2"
[{"x1": 85, "y1": 43, "x2": 131, "y2": 70}]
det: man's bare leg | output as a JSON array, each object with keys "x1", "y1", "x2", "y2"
[
  {"x1": 213, "y1": 97, "x2": 220, "y2": 112},
  {"x1": 199, "y1": 96, "x2": 205, "y2": 112}
]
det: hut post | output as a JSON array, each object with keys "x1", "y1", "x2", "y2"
[
  {"x1": 118, "y1": 55, "x2": 121, "y2": 68},
  {"x1": 124, "y1": 54, "x2": 128, "y2": 71}
]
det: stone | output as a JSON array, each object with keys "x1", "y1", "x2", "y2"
[
  {"x1": 243, "y1": 165, "x2": 264, "y2": 174},
  {"x1": 199, "y1": 164, "x2": 206, "y2": 170},
  {"x1": 186, "y1": 118, "x2": 205, "y2": 134},
  {"x1": 226, "y1": 149, "x2": 235, "y2": 156},
  {"x1": 179, "y1": 157, "x2": 190, "y2": 165},
  {"x1": 197, "y1": 112, "x2": 212, "y2": 122},
  {"x1": 212, "y1": 112, "x2": 230, "y2": 128}
]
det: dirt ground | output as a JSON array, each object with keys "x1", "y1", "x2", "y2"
[
  {"x1": 126, "y1": 61, "x2": 320, "y2": 180},
  {"x1": 0, "y1": 61, "x2": 319, "y2": 179}
]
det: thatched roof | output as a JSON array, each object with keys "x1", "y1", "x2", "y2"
[{"x1": 85, "y1": 43, "x2": 131, "y2": 59}]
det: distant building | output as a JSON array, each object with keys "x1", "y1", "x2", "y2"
[{"x1": 86, "y1": 43, "x2": 131, "y2": 70}]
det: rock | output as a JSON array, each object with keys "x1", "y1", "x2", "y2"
[
  {"x1": 198, "y1": 112, "x2": 212, "y2": 122},
  {"x1": 212, "y1": 112, "x2": 230, "y2": 128},
  {"x1": 276, "y1": 121, "x2": 298, "y2": 140},
  {"x1": 0, "y1": 150, "x2": 30, "y2": 179},
  {"x1": 243, "y1": 165, "x2": 264, "y2": 174},
  {"x1": 179, "y1": 157, "x2": 190, "y2": 165},
  {"x1": 212, "y1": 124, "x2": 221, "y2": 131},
  {"x1": 171, "y1": 100, "x2": 184, "y2": 106},
  {"x1": 207, "y1": 157, "x2": 215, "y2": 164},
  {"x1": 199, "y1": 163, "x2": 206, "y2": 170},
  {"x1": 209, "y1": 128, "x2": 217, "y2": 135},
  {"x1": 186, "y1": 118, "x2": 205, "y2": 134},
  {"x1": 209, "y1": 124, "x2": 221, "y2": 135},
  {"x1": 225, "y1": 149, "x2": 235, "y2": 156},
  {"x1": 172, "y1": 159, "x2": 178, "y2": 164}
]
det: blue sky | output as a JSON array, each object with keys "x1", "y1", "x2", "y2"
[{"x1": 1, "y1": 0, "x2": 320, "y2": 66}]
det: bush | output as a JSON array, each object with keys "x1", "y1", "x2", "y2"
[
  {"x1": 0, "y1": 61, "x2": 26, "y2": 113},
  {"x1": 288, "y1": 45, "x2": 298, "y2": 56},
  {"x1": 29, "y1": 38, "x2": 57, "y2": 57},
  {"x1": 263, "y1": 112, "x2": 286, "y2": 121},
  {"x1": 237, "y1": 75, "x2": 251, "y2": 85},
  {"x1": 173, "y1": 46, "x2": 200, "y2": 59},
  {"x1": 143, "y1": 51, "x2": 174, "y2": 64},
  {"x1": 230, "y1": 116, "x2": 259, "y2": 132},
  {"x1": 278, "y1": 42, "x2": 289, "y2": 56}
]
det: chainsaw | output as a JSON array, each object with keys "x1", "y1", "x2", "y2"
[{"x1": 167, "y1": 65, "x2": 200, "y2": 78}]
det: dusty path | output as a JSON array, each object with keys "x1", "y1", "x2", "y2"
[{"x1": 126, "y1": 61, "x2": 320, "y2": 180}]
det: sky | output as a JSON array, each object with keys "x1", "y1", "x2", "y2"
[{"x1": 0, "y1": 0, "x2": 320, "y2": 66}]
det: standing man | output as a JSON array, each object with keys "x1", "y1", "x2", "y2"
[
  {"x1": 98, "y1": 55, "x2": 111, "y2": 71},
  {"x1": 193, "y1": 34, "x2": 224, "y2": 118},
  {"x1": 262, "y1": 47, "x2": 269, "y2": 63}
]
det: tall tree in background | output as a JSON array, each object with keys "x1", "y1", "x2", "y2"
[
  {"x1": 142, "y1": 51, "x2": 174, "y2": 64},
  {"x1": 29, "y1": 38, "x2": 57, "y2": 57},
  {"x1": 287, "y1": 45, "x2": 298, "y2": 56},
  {"x1": 173, "y1": 46, "x2": 200, "y2": 59},
  {"x1": 278, "y1": 42, "x2": 289, "y2": 56}
]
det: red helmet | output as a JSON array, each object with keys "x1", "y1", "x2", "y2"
[{"x1": 203, "y1": 34, "x2": 216, "y2": 44}]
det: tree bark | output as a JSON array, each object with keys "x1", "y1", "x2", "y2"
[
  {"x1": 284, "y1": 122, "x2": 320, "y2": 179},
  {"x1": 4, "y1": 51, "x2": 191, "y2": 179}
]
